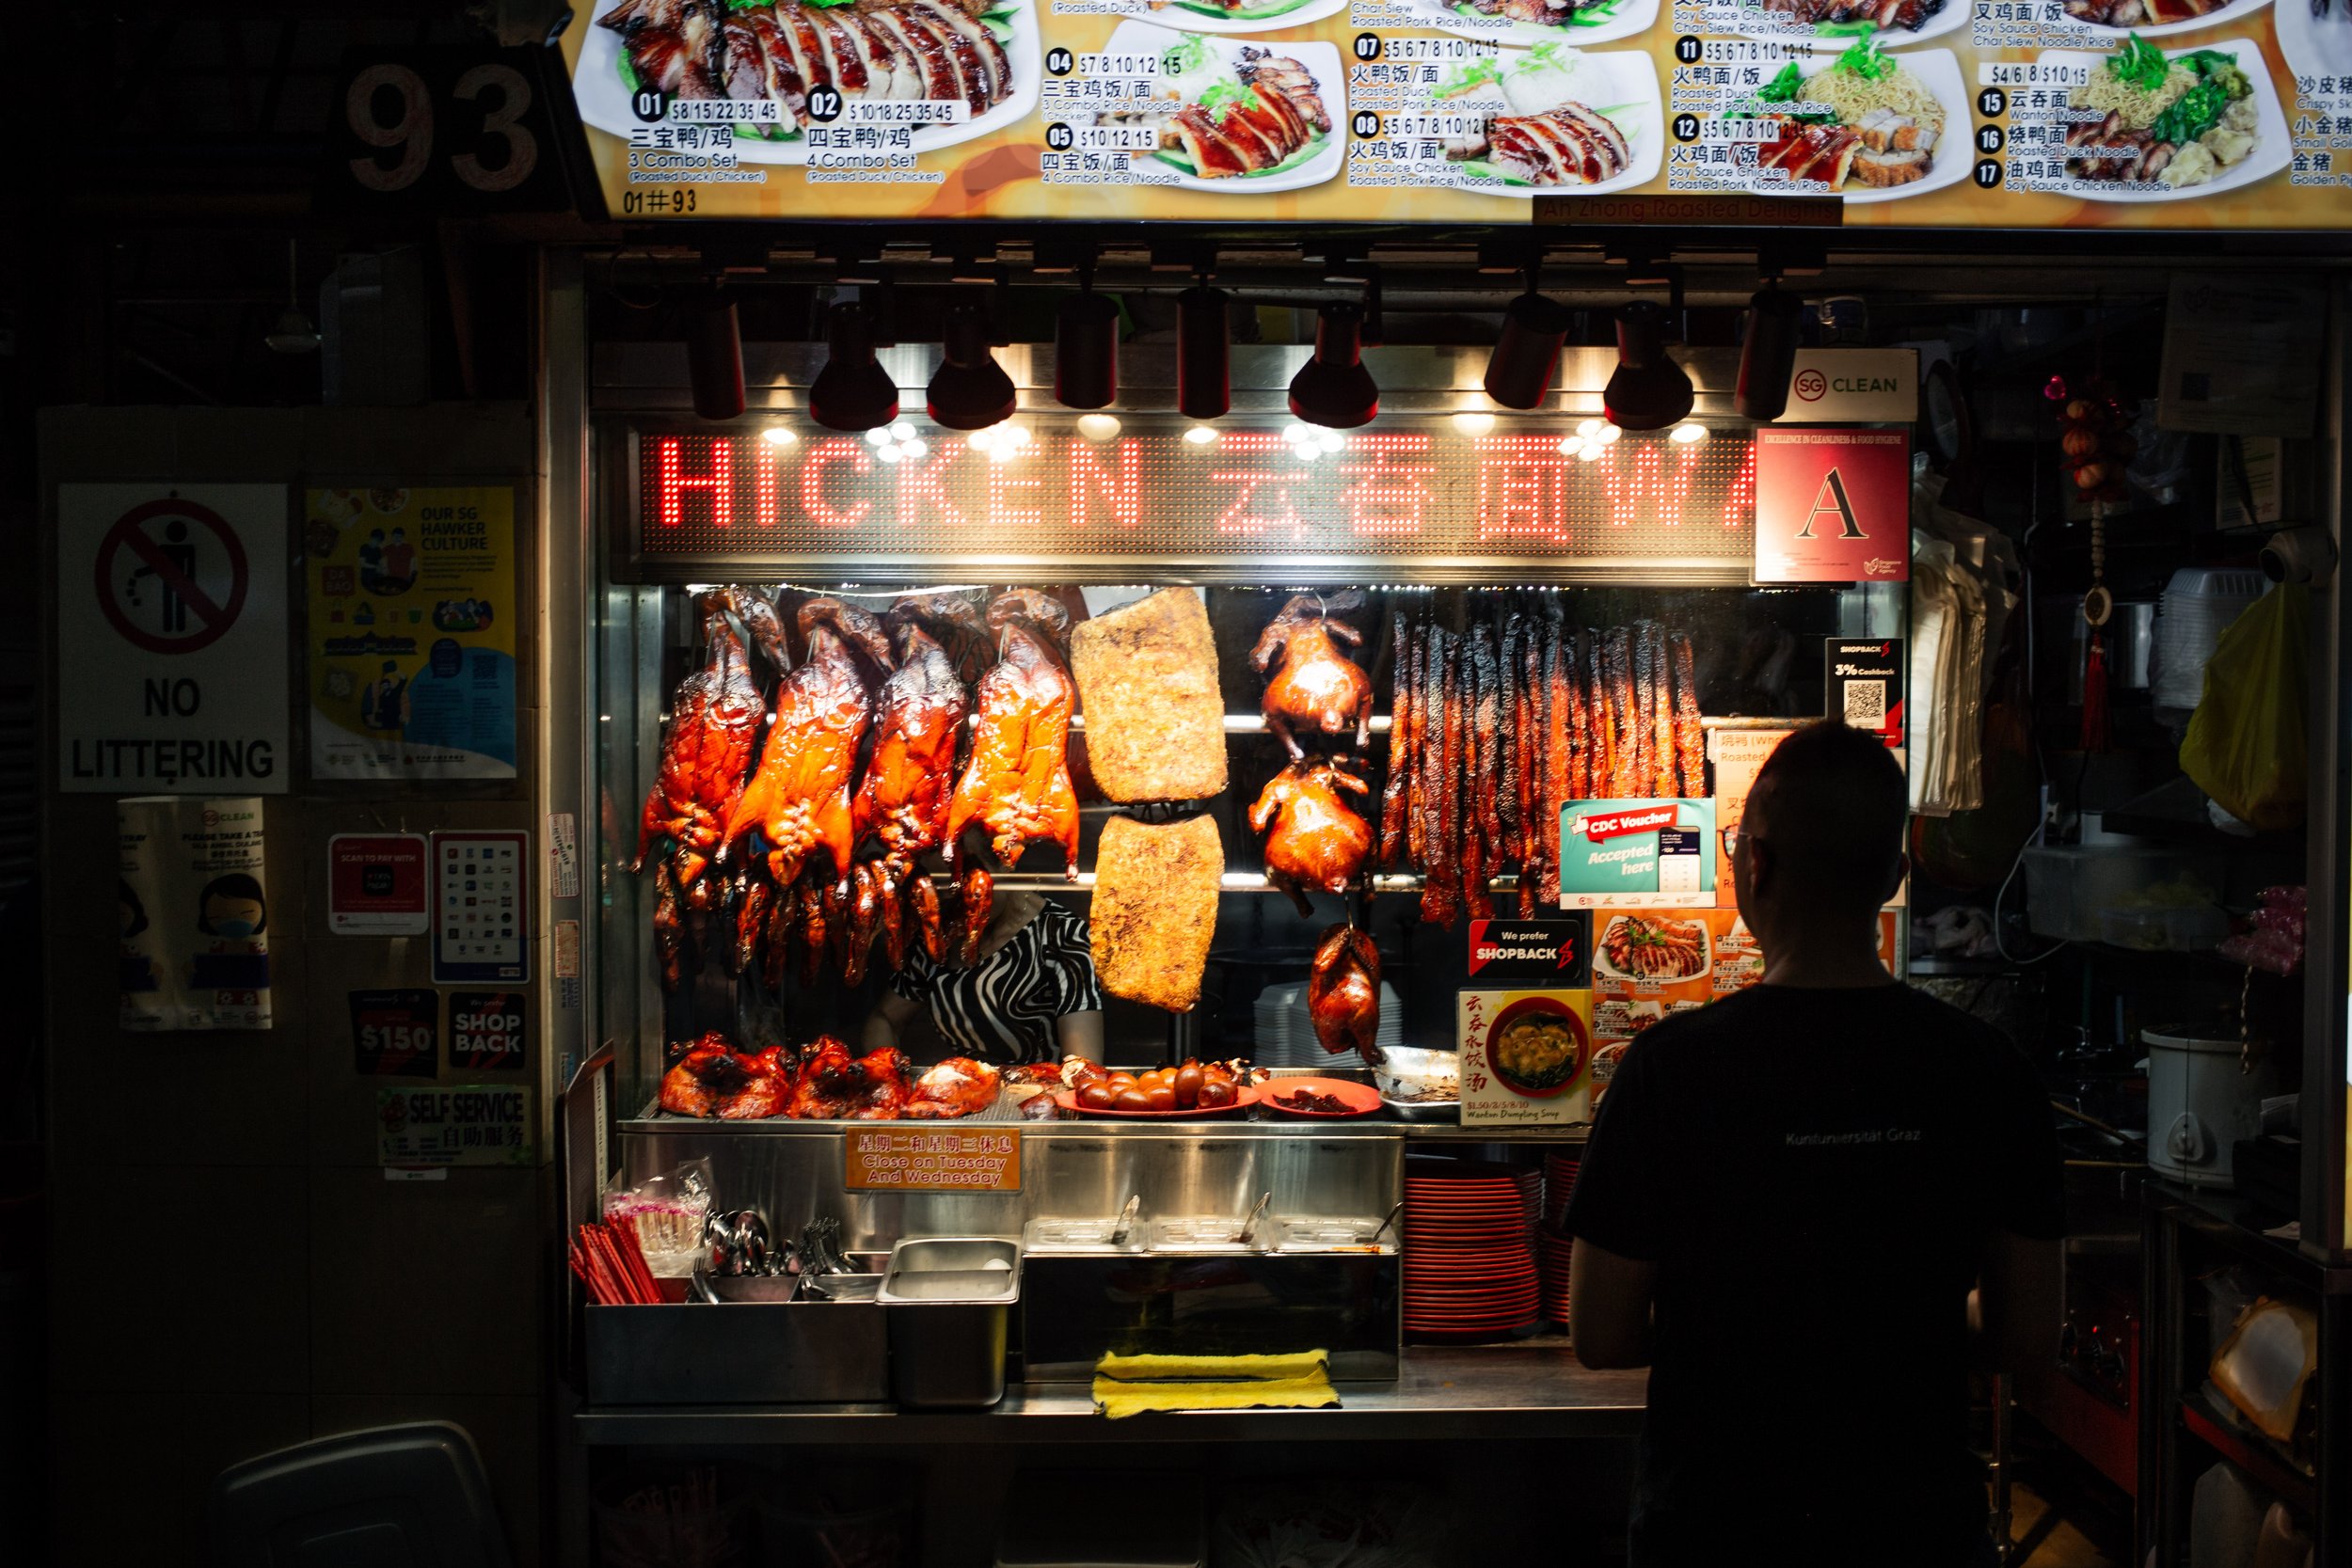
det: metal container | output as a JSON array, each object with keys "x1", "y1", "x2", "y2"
[
  {"x1": 879, "y1": 1237, "x2": 1022, "y2": 1408},
  {"x1": 585, "y1": 1298, "x2": 888, "y2": 1404}
]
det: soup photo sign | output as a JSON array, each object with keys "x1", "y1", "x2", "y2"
[{"x1": 1458, "y1": 987, "x2": 1596, "y2": 1128}]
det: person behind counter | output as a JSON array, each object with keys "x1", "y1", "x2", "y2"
[
  {"x1": 1566, "y1": 721, "x2": 2063, "y2": 1568},
  {"x1": 863, "y1": 892, "x2": 1104, "y2": 1067}
]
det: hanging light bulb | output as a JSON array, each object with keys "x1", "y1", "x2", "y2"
[
  {"x1": 1734, "y1": 283, "x2": 1806, "y2": 422},
  {"x1": 684, "y1": 282, "x2": 745, "y2": 421},
  {"x1": 927, "y1": 299, "x2": 1016, "y2": 431},
  {"x1": 1603, "y1": 301, "x2": 1693, "y2": 432},
  {"x1": 1483, "y1": 289, "x2": 1570, "y2": 410},
  {"x1": 808, "y1": 301, "x2": 898, "y2": 433},
  {"x1": 1055, "y1": 280, "x2": 1119, "y2": 411},
  {"x1": 1288, "y1": 303, "x2": 1378, "y2": 430},
  {"x1": 1178, "y1": 285, "x2": 1231, "y2": 420}
]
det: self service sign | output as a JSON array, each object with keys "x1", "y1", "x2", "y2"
[{"x1": 56, "y1": 484, "x2": 290, "y2": 793}]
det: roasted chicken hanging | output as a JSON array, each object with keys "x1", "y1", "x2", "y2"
[
  {"x1": 1250, "y1": 758, "x2": 1374, "y2": 916},
  {"x1": 633, "y1": 587, "x2": 771, "y2": 890},
  {"x1": 659, "y1": 1033, "x2": 793, "y2": 1119},
  {"x1": 1251, "y1": 591, "x2": 1374, "y2": 760},
  {"x1": 1308, "y1": 924, "x2": 1382, "y2": 1063},
  {"x1": 905, "y1": 1057, "x2": 1004, "y2": 1118},
  {"x1": 723, "y1": 597, "x2": 892, "y2": 888},
  {"x1": 945, "y1": 590, "x2": 1081, "y2": 878},
  {"x1": 786, "y1": 1037, "x2": 913, "y2": 1120},
  {"x1": 855, "y1": 619, "x2": 969, "y2": 877}
]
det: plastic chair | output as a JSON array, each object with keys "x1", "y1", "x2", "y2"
[{"x1": 209, "y1": 1420, "x2": 511, "y2": 1568}]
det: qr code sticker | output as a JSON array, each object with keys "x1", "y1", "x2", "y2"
[{"x1": 1841, "y1": 680, "x2": 1886, "y2": 727}]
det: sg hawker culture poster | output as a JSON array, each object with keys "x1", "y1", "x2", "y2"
[{"x1": 306, "y1": 486, "x2": 518, "y2": 782}]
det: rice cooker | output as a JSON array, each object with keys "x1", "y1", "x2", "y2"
[{"x1": 2141, "y1": 1022, "x2": 2279, "y2": 1189}]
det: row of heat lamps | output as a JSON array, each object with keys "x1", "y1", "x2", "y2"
[{"x1": 684, "y1": 272, "x2": 1806, "y2": 436}]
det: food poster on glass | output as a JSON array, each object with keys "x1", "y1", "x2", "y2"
[
  {"x1": 306, "y1": 486, "x2": 517, "y2": 781},
  {"x1": 1708, "y1": 726, "x2": 1792, "y2": 892},
  {"x1": 1559, "y1": 797, "x2": 1717, "y2": 907},
  {"x1": 1588, "y1": 906, "x2": 1899, "y2": 1101},
  {"x1": 117, "y1": 796, "x2": 273, "y2": 1031},
  {"x1": 554, "y1": 0, "x2": 2352, "y2": 227},
  {"x1": 1459, "y1": 986, "x2": 1597, "y2": 1125}
]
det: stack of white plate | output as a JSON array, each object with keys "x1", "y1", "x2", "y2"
[
  {"x1": 1252, "y1": 980, "x2": 1405, "y2": 1067},
  {"x1": 2152, "y1": 568, "x2": 2267, "y2": 715}
]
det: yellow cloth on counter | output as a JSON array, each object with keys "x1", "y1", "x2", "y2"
[
  {"x1": 1092, "y1": 1371, "x2": 1339, "y2": 1419},
  {"x1": 1094, "y1": 1350, "x2": 1329, "y2": 1384},
  {"x1": 1089, "y1": 1350, "x2": 1339, "y2": 1418}
]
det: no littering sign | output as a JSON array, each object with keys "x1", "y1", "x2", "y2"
[{"x1": 57, "y1": 484, "x2": 290, "y2": 794}]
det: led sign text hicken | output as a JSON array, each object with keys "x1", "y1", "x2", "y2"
[{"x1": 638, "y1": 429, "x2": 1758, "y2": 562}]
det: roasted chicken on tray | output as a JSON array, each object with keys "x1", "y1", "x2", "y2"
[
  {"x1": 1251, "y1": 758, "x2": 1374, "y2": 915},
  {"x1": 787, "y1": 1037, "x2": 914, "y2": 1120},
  {"x1": 1251, "y1": 591, "x2": 1375, "y2": 759},
  {"x1": 946, "y1": 590, "x2": 1081, "y2": 878},
  {"x1": 724, "y1": 597, "x2": 892, "y2": 888},
  {"x1": 660, "y1": 1033, "x2": 794, "y2": 1119},
  {"x1": 905, "y1": 1056, "x2": 1004, "y2": 1118}
]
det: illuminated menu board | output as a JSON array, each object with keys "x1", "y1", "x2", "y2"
[
  {"x1": 552, "y1": 0, "x2": 2352, "y2": 229},
  {"x1": 618, "y1": 418, "x2": 1759, "y2": 579}
]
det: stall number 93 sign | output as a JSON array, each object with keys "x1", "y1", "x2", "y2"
[{"x1": 322, "y1": 45, "x2": 588, "y2": 215}]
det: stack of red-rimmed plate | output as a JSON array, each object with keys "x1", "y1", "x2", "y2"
[
  {"x1": 1538, "y1": 1227, "x2": 1575, "y2": 1327},
  {"x1": 1538, "y1": 1154, "x2": 1580, "y2": 1329},
  {"x1": 1403, "y1": 1157, "x2": 1540, "y2": 1339},
  {"x1": 1542, "y1": 1152, "x2": 1580, "y2": 1227}
]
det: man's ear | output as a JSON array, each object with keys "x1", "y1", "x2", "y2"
[{"x1": 1883, "y1": 851, "x2": 1910, "y2": 905}]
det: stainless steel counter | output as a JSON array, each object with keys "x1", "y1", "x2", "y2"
[
  {"x1": 574, "y1": 1342, "x2": 1646, "y2": 1445},
  {"x1": 620, "y1": 1102, "x2": 1590, "y2": 1143}
]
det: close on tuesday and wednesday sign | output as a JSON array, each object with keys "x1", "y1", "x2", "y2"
[{"x1": 56, "y1": 484, "x2": 290, "y2": 793}]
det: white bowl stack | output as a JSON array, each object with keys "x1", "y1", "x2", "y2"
[{"x1": 2152, "y1": 567, "x2": 2267, "y2": 717}]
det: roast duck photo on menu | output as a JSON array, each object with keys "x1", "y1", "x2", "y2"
[{"x1": 630, "y1": 584, "x2": 1708, "y2": 1120}]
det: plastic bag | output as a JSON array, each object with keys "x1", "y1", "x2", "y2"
[
  {"x1": 604, "y1": 1157, "x2": 715, "y2": 1277},
  {"x1": 2180, "y1": 586, "x2": 2309, "y2": 832},
  {"x1": 2218, "y1": 886, "x2": 2307, "y2": 976}
]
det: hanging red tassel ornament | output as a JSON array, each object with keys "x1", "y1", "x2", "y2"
[
  {"x1": 2047, "y1": 373, "x2": 2137, "y2": 506},
  {"x1": 2080, "y1": 628, "x2": 2111, "y2": 752}
]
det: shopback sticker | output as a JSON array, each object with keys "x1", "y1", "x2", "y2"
[{"x1": 448, "y1": 990, "x2": 527, "y2": 1071}]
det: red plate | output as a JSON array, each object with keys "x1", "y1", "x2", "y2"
[
  {"x1": 1052, "y1": 1085, "x2": 1261, "y2": 1119},
  {"x1": 1260, "y1": 1077, "x2": 1384, "y2": 1118}
]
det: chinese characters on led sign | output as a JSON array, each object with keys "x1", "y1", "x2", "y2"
[{"x1": 636, "y1": 426, "x2": 1758, "y2": 562}]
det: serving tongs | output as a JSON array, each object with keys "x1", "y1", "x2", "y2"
[
  {"x1": 1110, "y1": 1194, "x2": 1142, "y2": 1246},
  {"x1": 1237, "y1": 1192, "x2": 1274, "y2": 1252}
]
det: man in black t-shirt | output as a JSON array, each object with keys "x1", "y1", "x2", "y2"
[{"x1": 1566, "y1": 721, "x2": 2064, "y2": 1568}]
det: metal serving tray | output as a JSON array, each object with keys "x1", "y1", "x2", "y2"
[{"x1": 586, "y1": 1299, "x2": 888, "y2": 1404}]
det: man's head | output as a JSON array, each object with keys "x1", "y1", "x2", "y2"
[{"x1": 1733, "y1": 721, "x2": 1907, "y2": 951}]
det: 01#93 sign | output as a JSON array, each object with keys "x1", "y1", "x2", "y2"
[{"x1": 58, "y1": 484, "x2": 290, "y2": 793}]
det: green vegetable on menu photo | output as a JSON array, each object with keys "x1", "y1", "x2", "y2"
[{"x1": 2065, "y1": 34, "x2": 2260, "y2": 191}]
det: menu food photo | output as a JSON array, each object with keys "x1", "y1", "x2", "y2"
[{"x1": 557, "y1": 0, "x2": 2352, "y2": 223}]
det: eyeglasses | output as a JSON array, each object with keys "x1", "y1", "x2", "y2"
[{"x1": 1721, "y1": 825, "x2": 1743, "y2": 857}]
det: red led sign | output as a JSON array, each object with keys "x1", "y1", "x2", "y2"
[{"x1": 626, "y1": 422, "x2": 1759, "y2": 579}]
